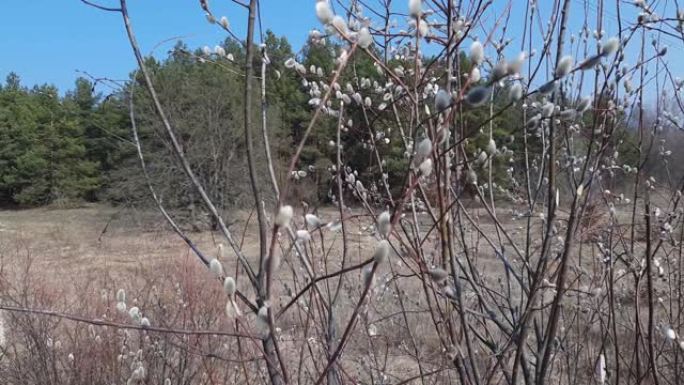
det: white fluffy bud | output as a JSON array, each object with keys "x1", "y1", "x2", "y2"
[
  {"x1": 469, "y1": 41, "x2": 484, "y2": 65},
  {"x1": 373, "y1": 240, "x2": 390, "y2": 263},
  {"x1": 224, "y1": 277, "x2": 236, "y2": 296},
  {"x1": 358, "y1": 27, "x2": 373, "y2": 48},
  {"x1": 377, "y1": 211, "x2": 391, "y2": 236},
  {"x1": 555, "y1": 55, "x2": 573, "y2": 77},
  {"x1": 275, "y1": 205, "x2": 293, "y2": 227},
  {"x1": 210, "y1": 258, "x2": 224, "y2": 278},
  {"x1": 315, "y1": 0, "x2": 334, "y2": 25},
  {"x1": 408, "y1": 0, "x2": 422, "y2": 18}
]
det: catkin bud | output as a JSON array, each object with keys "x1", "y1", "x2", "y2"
[
  {"x1": 508, "y1": 82, "x2": 523, "y2": 101},
  {"x1": 419, "y1": 158, "x2": 433, "y2": 176},
  {"x1": 305, "y1": 213, "x2": 322, "y2": 228},
  {"x1": 538, "y1": 80, "x2": 557, "y2": 95},
  {"x1": 601, "y1": 37, "x2": 620, "y2": 56},
  {"x1": 295, "y1": 229, "x2": 312, "y2": 242},
  {"x1": 408, "y1": 0, "x2": 422, "y2": 18},
  {"x1": 465, "y1": 86, "x2": 490, "y2": 107},
  {"x1": 377, "y1": 211, "x2": 392, "y2": 236},
  {"x1": 486, "y1": 139, "x2": 497, "y2": 155},
  {"x1": 116, "y1": 302, "x2": 127, "y2": 313},
  {"x1": 116, "y1": 289, "x2": 126, "y2": 303},
  {"x1": 358, "y1": 27, "x2": 373, "y2": 49},
  {"x1": 224, "y1": 277, "x2": 236, "y2": 296},
  {"x1": 428, "y1": 267, "x2": 449, "y2": 284},
  {"x1": 275, "y1": 205, "x2": 293, "y2": 227},
  {"x1": 576, "y1": 96, "x2": 592, "y2": 112},
  {"x1": 435, "y1": 89, "x2": 451, "y2": 112},
  {"x1": 413, "y1": 136, "x2": 431, "y2": 157},
  {"x1": 219, "y1": 16, "x2": 230, "y2": 29},
  {"x1": 256, "y1": 306, "x2": 269, "y2": 335},
  {"x1": 315, "y1": 0, "x2": 334, "y2": 25},
  {"x1": 331, "y1": 15, "x2": 348, "y2": 35},
  {"x1": 210, "y1": 258, "x2": 224, "y2": 278},
  {"x1": 555, "y1": 55, "x2": 573, "y2": 77},
  {"x1": 469, "y1": 41, "x2": 484, "y2": 65},
  {"x1": 373, "y1": 240, "x2": 390, "y2": 264}
]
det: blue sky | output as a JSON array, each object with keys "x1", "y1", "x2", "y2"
[
  {"x1": 0, "y1": 0, "x2": 315, "y2": 93},
  {"x1": 2, "y1": 0, "x2": 684, "y2": 100}
]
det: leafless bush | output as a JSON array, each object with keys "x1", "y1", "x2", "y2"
[{"x1": 5, "y1": 0, "x2": 684, "y2": 384}]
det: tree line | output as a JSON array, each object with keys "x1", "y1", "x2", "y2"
[{"x1": 0, "y1": 30, "x2": 644, "y2": 215}]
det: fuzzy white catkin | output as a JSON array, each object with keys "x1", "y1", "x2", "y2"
[
  {"x1": 296, "y1": 229, "x2": 312, "y2": 242},
  {"x1": 465, "y1": 86, "x2": 490, "y2": 107},
  {"x1": 486, "y1": 138, "x2": 497, "y2": 155},
  {"x1": 492, "y1": 60, "x2": 509, "y2": 81},
  {"x1": 377, "y1": 211, "x2": 391, "y2": 236},
  {"x1": 408, "y1": 0, "x2": 422, "y2": 18},
  {"x1": 140, "y1": 317, "x2": 150, "y2": 327},
  {"x1": 275, "y1": 205, "x2": 293, "y2": 227},
  {"x1": 373, "y1": 240, "x2": 390, "y2": 264},
  {"x1": 164, "y1": 379, "x2": 171, "y2": 385},
  {"x1": 666, "y1": 327, "x2": 677, "y2": 340},
  {"x1": 315, "y1": 0, "x2": 334, "y2": 25},
  {"x1": 331, "y1": 15, "x2": 348, "y2": 35},
  {"x1": 256, "y1": 306, "x2": 269, "y2": 335},
  {"x1": 538, "y1": 80, "x2": 557, "y2": 95},
  {"x1": 555, "y1": 55, "x2": 573, "y2": 77},
  {"x1": 219, "y1": 16, "x2": 229, "y2": 29},
  {"x1": 305, "y1": 213, "x2": 321, "y2": 228},
  {"x1": 116, "y1": 289, "x2": 126, "y2": 303},
  {"x1": 224, "y1": 277, "x2": 236, "y2": 296},
  {"x1": 419, "y1": 158, "x2": 433, "y2": 176},
  {"x1": 601, "y1": 36, "x2": 620, "y2": 55},
  {"x1": 416, "y1": 19, "x2": 429, "y2": 37},
  {"x1": 434, "y1": 89, "x2": 451, "y2": 112},
  {"x1": 509, "y1": 82, "x2": 523, "y2": 101},
  {"x1": 470, "y1": 67, "x2": 481, "y2": 83},
  {"x1": 576, "y1": 96, "x2": 592, "y2": 112},
  {"x1": 116, "y1": 301, "x2": 127, "y2": 313},
  {"x1": 428, "y1": 267, "x2": 448, "y2": 283},
  {"x1": 469, "y1": 41, "x2": 484, "y2": 65},
  {"x1": 416, "y1": 138, "x2": 433, "y2": 159},
  {"x1": 210, "y1": 258, "x2": 224, "y2": 278},
  {"x1": 358, "y1": 27, "x2": 373, "y2": 48}
]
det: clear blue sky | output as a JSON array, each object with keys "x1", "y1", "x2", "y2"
[
  {"x1": 0, "y1": 0, "x2": 315, "y2": 93},
  {"x1": 2, "y1": 0, "x2": 684, "y2": 99}
]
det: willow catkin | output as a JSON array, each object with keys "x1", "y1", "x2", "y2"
[
  {"x1": 305, "y1": 213, "x2": 321, "y2": 228},
  {"x1": 315, "y1": 0, "x2": 334, "y2": 25},
  {"x1": 416, "y1": 137, "x2": 433, "y2": 159},
  {"x1": 358, "y1": 27, "x2": 373, "y2": 49},
  {"x1": 576, "y1": 96, "x2": 592, "y2": 112},
  {"x1": 331, "y1": 15, "x2": 348, "y2": 36},
  {"x1": 508, "y1": 82, "x2": 523, "y2": 101},
  {"x1": 209, "y1": 258, "x2": 224, "y2": 278},
  {"x1": 555, "y1": 55, "x2": 573, "y2": 77},
  {"x1": 116, "y1": 289, "x2": 126, "y2": 303},
  {"x1": 601, "y1": 36, "x2": 620, "y2": 56},
  {"x1": 419, "y1": 158, "x2": 433, "y2": 176},
  {"x1": 275, "y1": 205, "x2": 293, "y2": 227},
  {"x1": 373, "y1": 240, "x2": 390, "y2": 264},
  {"x1": 377, "y1": 211, "x2": 391, "y2": 236},
  {"x1": 256, "y1": 306, "x2": 269, "y2": 336},
  {"x1": 428, "y1": 267, "x2": 448, "y2": 284},
  {"x1": 408, "y1": 0, "x2": 422, "y2": 18},
  {"x1": 465, "y1": 86, "x2": 490, "y2": 107},
  {"x1": 469, "y1": 41, "x2": 484, "y2": 65},
  {"x1": 434, "y1": 89, "x2": 451, "y2": 112}
]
